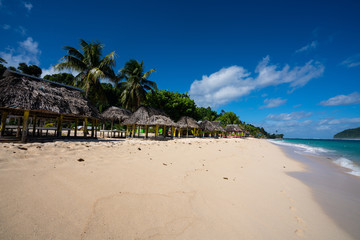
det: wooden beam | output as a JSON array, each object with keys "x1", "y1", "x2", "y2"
[
  {"x1": 132, "y1": 124, "x2": 135, "y2": 138},
  {"x1": 91, "y1": 119, "x2": 95, "y2": 138},
  {"x1": 56, "y1": 114, "x2": 63, "y2": 137},
  {"x1": 16, "y1": 117, "x2": 21, "y2": 137},
  {"x1": 32, "y1": 115, "x2": 37, "y2": 137},
  {"x1": 74, "y1": 119, "x2": 78, "y2": 137},
  {"x1": 0, "y1": 111, "x2": 8, "y2": 137},
  {"x1": 21, "y1": 110, "x2": 30, "y2": 143},
  {"x1": 145, "y1": 125, "x2": 148, "y2": 138},
  {"x1": 95, "y1": 120, "x2": 98, "y2": 138},
  {"x1": 83, "y1": 118, "x2": 88, "y2": 137},
  {"x1": 155, "y1": 125, "x2": 159, "y2": 137}
]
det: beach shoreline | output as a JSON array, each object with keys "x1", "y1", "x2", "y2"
[
  {"x1": 274, "y1": 143, "x2": 360, "y2": 239},
  {"x1": 0, "y1": 138, "x2": 355, "y2": 239}
]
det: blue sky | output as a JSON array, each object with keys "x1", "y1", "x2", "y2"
[{"x1": 1, "y1": 0, "x2": 359, "y2": 138}]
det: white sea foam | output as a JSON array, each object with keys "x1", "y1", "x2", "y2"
[
  {"x1": 334, "y1": 158, "x2": 360, "y2": 176},
  {"x1": 269, "y1": 140, "x2": 360, "y2": 177},
  {"x1": 268, "y1": 140, "x2": 331, "y2": 156}
]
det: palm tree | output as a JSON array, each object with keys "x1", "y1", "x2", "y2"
[
  {"x1": 54, "y1": 39, "x2": 116, "y2": 102},
  {"x1": 118, "y1": 59, "x2": 157, "y2": 111}
]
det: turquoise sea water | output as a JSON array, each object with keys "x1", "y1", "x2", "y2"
[{"x1": 270, "y1": 139, "x2": 360, "y2": 176}]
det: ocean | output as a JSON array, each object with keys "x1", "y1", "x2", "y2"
[{"x1": 269, "y1": 138, "x2": 360, "y2": 176}]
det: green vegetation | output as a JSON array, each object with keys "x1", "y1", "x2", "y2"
[
  {"x1": 43, "y1": 73, "x2": 75, "y2": 86},
  {"x1": 334, "y1": 127, "x2": 360, "y2": 139},
  {"x1": 0, "y1": 38, "x2": 283, "y2": 139},
  {"x1": 117, "y1": 59, "x2": 157, "y2": 111},
  {"x1": 145, "y1": 89, "x2": 197, "y2": 121},
  {"x1": 54, "y1": 39, "x2": 116, "y2": 104}
]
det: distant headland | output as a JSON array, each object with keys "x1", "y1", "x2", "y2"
[{"x1": 334, "y1": 127, "x2": 360, "y2": 139}]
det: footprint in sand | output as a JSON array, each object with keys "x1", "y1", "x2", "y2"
[
  {"x1": 294, "y1": 229, "x2": 305, "y2": 237},
  {"x1": 81, "y1": 192, "x2": 196, "y2": 240}
]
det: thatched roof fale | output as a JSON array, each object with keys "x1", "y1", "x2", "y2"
[
  {"x1": 148, "y1": 115, "x2": 176, "y2": 126},
  {"x1": 199, "y1": 120, "x2": 216, "y2": 131},
  {"x1": 122, "y1": 105, "x2": 168, "y2": 125},
  {"x1": 101, "y1": 106, "x2": 132, "y2": 122},
  {"x1": 0, "y1": 70, "x2": 100, "y2": 119},
  {"x1": 225, "y1": 124, "x2": 242, "y2": 132},
  {"x1": 176, "y1": 116, "x2": 199, "y2": 129},
  {"x1": 211, "y1": 121, "x2": 225, "y2": 132}
]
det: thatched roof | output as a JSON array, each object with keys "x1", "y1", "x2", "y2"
[
  {"x1": 211, "y1": 121, "x2": 225, "y2": 132},
  {"x1": 176, "y1": 116, "x2": 199, "y2": 129},
  {"x1": 225, "y1": 124, "x2": 242, "y2": 132},
  {"x1": 122, "y1": 105, "x2": 168, "y2": 125},
  {"x1": 199, "y1": 120, "x2": 216, "y2": 131},
  {"x1": 0, "y1": 70, "x2": 100, "y2": 119},
  {"x1": 148, "y1": 115, "x2": 176, "y2": 126},
  {"x1": 101, "y1": 106, "x2": 132, "y2": 122}
]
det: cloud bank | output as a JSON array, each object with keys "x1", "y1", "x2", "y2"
[
  {"x1": 189, "y1": 56, "x2": 324, "y2": 108},
  {"x1": 0, "y1": 37, "x2": 41, "y2": 66},
  {"x1": 295, "y1": 41, "x2": 318, "y2": 53},
  {"x1": 320, "y1": 92, "x2": 360, "y2": 106},
  {"x1": 260, "y1": 97, "x2": 287, "y2": 109}
]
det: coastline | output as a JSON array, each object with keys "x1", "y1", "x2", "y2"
[
  {"x1": 274, "y1": 143, "x2": 360, "y2": 239},
  {"x1": 0, "y1": 138, "x2": 355, "y2": 239}
]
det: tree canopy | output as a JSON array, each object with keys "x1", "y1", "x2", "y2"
[
  {"x1": 146, "y1": 89, "x2": 197, "y2": 121},
  {"x1": 118, "y1": 59, "x2": 157, "y2": 111}
]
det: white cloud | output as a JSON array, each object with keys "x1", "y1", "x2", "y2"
[
  {"x1": 189, "y1": 56, "x2": 324, "y2": 108},
  {"x1": 0, "y1": 37, "x2": 41, "y2": 66},
  {"x1": 266, "y1": 111, "x2": 312, "y2": 121},
  {"x1": 23, "y1": 2, "x2": 33, "y2": 11},
  {"x1": 40, "y1": 65, "x2": 79, "y2": 78},
  {"x1": 15, "y1": 26, "x2": 27, "y2": 36},
  {"x1": 1, "y1": 24, "x2": 10, "y2": 30},
  {"x1": 341, "y1": 54, "x2": 360, "y2": 68},
  {"x1": 328, "y1": 118, "x2": 360, "y2": 125},
  {"x1": 260, "y1": 97, "x2": 287, "y2": 109},
  {"x1": 320, "y1": 92, "x2": 360, "y2": 106},
  {"x1": 295, "y1": 41, "x2": 318, "y2": 53}
]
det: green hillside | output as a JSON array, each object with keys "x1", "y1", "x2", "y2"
[{"x1": 334, "y1": 127, "x2": 360, "y2": 139}]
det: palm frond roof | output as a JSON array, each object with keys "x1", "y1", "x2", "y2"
[{"x1": 176, "y1": 116, "x2": 199, "y2": 129}]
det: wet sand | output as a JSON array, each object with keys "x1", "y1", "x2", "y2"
[{"x1": 280, "y1": 146, "x2": 360, "y2": 239}]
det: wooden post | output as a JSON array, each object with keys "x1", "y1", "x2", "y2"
[
  {"x1": 84, "y1": 117, "x2": 88, "y2": 137},
  {"x1": 21, "y1": 110, "x2": 30, "y2": 143},
  {"x1": 138, "y1": 126, "x2": 141, "y2": 137},
  {"x1": 126, "y1": 125, "x2": 129, "y2": 137},
  {"x1": 163, "y1": 126, "x2": 166, "y2": 137},
  {"x1": 57, "y1": 114, "x2": 63, "y2": 137},
  {"x1": 145, "y1": 125, "x2": 148, "y2": 138},
  {"x1": 0, "y1": 111, "x2": 8, "y2": 137},
  {"x1": 110, "y1": 120, "x2": 114, "y2": 138},
  {"x1": 155, "y1": 125, "x2": 159, "y2": 137},
  {"x1": 16, "y1": 117, "x2": 21, "y2": 137},
  {"x1": 172, "y1": 126, "x2": 175, "y2": 138},
  {"x1": 32, "y1": 115, "x2": 37, "y2": 137},
  {"x1": 186, "y1": 127, "x2": 188, "y2": 138},
  {"x1": 91, "y1": 119, "x2": 95, "y2": 137},
  {"x1": 132, "y1": 124, "x2": 135, "y2": 138},
  {"x1": 74, "y1": 119, "x2": 78, "y2": 137},
  {"x1": 95, "y1": 120, "x2": 98, "y2": 138},
  {"x1": 178, "y1": 128, "x2": 181, "y2": 138}
]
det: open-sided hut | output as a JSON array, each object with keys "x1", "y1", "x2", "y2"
[
  {"x1": 122, "y1": 105, "x2": 173, "y2": 138},
  {"x1": 225, "y1": 124, "x2": 243, "y2": 138},
  {"x1": 100, "y1": 106, "x2": 132, "y2": 138},
  {"x1": 211, "y1": 121, "x2": 225, "y2": 137},
  {"x1": 176, "y1": 116, "x2": 199, "y2": 137},
  {"x1": 0, "y1": 69, "x2": 100, "y2": 142},
  {"x1": 199, "y1": 120, "x2": 217, "y2": 137}
]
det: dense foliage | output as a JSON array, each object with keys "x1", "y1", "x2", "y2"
[
  {"x1": 117, "y1": 59, "x2": 157, "y2": 111},
  {"x1": 334, "y1": 127, "x2": 360, "y2": 139},
  {"x1": 43, "y1": 73, "x2": 75, "y2": 86},
  {"x1": 145, "y1": 89, "x2": 197, "y2": 121}
]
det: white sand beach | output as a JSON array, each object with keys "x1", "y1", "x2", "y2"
[{"x1": 0, "y1": 138, "x2": 354, "y2": 239}]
